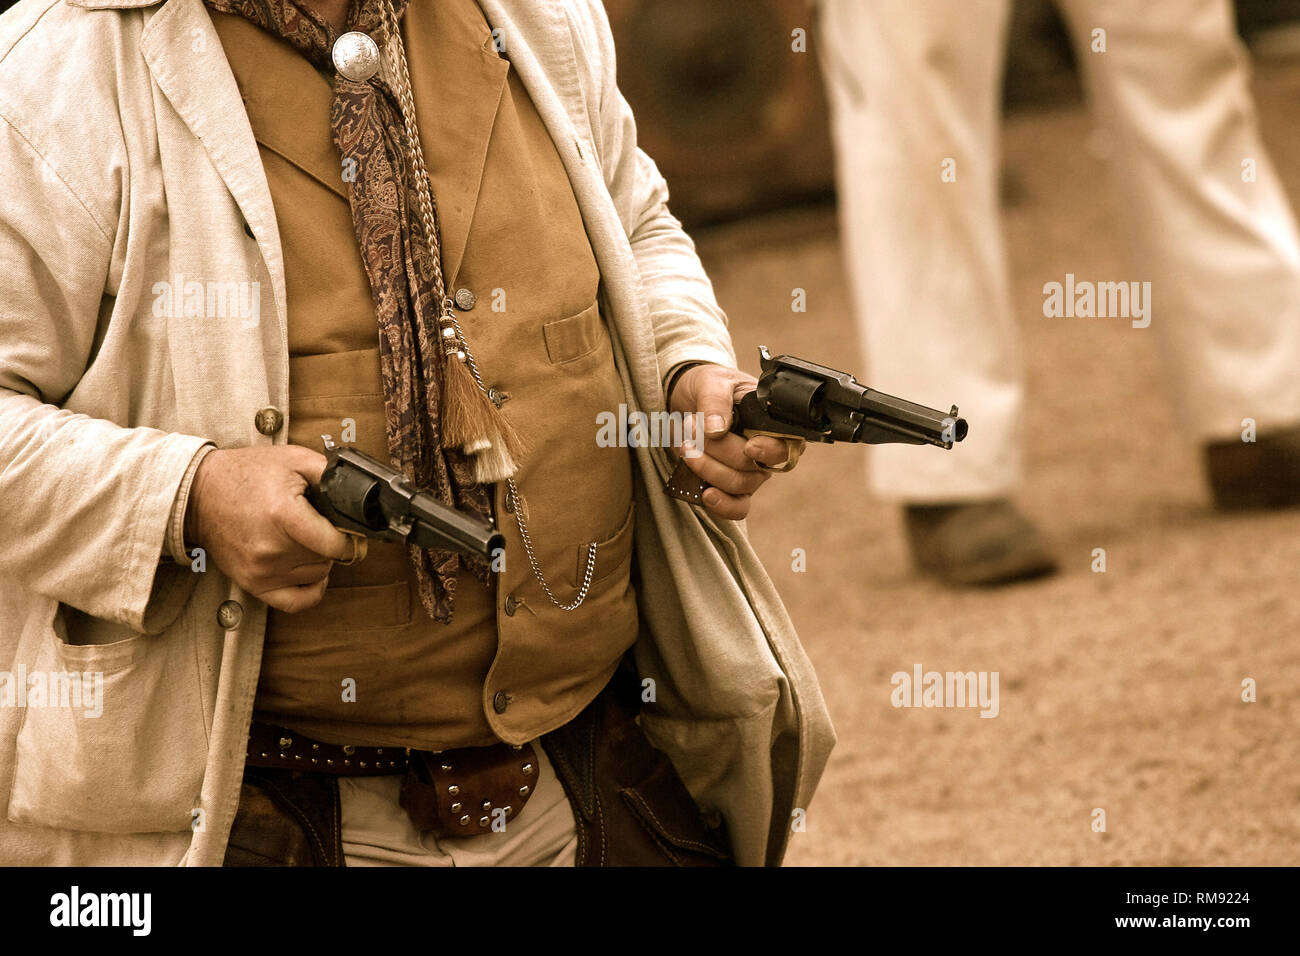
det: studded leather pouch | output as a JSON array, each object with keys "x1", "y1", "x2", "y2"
[{"x1": 399, "y1": 741, "x2": 538, "y2": 836}]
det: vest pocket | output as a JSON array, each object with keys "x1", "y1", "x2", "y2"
[
  {"x1": 7, "y1": 609, "x2": 208, "y2": 833},
  {"x1": 543, "y1": 302, "x2": 604, "y2": 365},
  {"x1": 268, "y1": 580, "x2": 412, "y2": 631},
  {"x1": 571, "y1": 500, "x2": 635, "y2": 588}
]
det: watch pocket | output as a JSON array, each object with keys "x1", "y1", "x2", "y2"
[
  {"x1": 542, "y1": 302, "x2": 604, "y2": 365},
  {"x1": 570, "y1": 500, "x2": 635, "y2": 588}
]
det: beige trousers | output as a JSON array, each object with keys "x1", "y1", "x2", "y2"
[
  {"x1": 338, "y1": 744, "x2": 577, "y2": 866},
  {"x1": 821, "y1": 0, "x2": 1300, "y2": 501}
]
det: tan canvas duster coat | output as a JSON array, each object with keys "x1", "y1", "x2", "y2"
[{"x1": 0, "y1": 0, "x2": 835, "y2": 866}]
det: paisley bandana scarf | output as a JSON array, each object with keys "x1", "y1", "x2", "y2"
[{"x1": 204, "y1": 0, "x2": 525, "y2": 622}]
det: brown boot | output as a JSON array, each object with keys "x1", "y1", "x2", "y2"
[
  {"x1": 1205, "y1": 424, "x2": 1300, "y2": 510},
  {"x1": 904, "y1": 500, "x2": 1058, "y2": 587}
]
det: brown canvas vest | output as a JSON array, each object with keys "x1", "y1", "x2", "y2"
[{"x1": 210, "y1": 0, "x2": 639, "y2": 751}]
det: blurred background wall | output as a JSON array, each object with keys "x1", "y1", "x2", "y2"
[{"x1": 603, "y1": 0, "x2": 1300, "y2": 227}]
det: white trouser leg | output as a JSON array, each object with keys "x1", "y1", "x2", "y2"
[
  {"x1": 1056, "y1": 0, "x2": 1300, "y2": 441},
  {"x1": 821, "y1": 0, "x2": 1021, "y2": 502}
]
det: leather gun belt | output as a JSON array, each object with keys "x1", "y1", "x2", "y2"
[{"x1": 245, "y1": 720, "x2": 538, "y2": 835}]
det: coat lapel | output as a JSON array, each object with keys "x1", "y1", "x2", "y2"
[{"x1": 138, "y1": 0, "x2": 289, "y2": 337}]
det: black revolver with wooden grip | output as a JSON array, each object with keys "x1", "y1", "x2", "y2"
[
  {"x1": 664, "y1": 347, "x2": 969, "y2": 505},
  {"x1": 306, "y1": 441, "x2": 505, "y2": 560}
]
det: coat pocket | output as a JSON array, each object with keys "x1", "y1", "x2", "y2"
[{"x1": 7, "y1": 612, "x2": 208, "y2": 833}]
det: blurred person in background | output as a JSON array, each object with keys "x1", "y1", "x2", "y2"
[{"x1": 819, "y1": 0, "x2": 1300, "y2": 585}]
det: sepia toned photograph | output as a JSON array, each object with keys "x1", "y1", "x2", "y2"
[{"x1": 0, "y1": 0, "x2": 1292, "y2": 937}]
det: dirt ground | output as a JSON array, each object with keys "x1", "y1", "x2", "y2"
[{"x1": 691, "y1": 56, "x2": 1300, "y2": 866}]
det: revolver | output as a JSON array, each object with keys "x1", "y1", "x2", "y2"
[
  {"x1": 664, "y1": 347, "x2": 969, "y2": 503},
  {"x1": 306, "y1": 441, "x2": 505, "y2": 560}
]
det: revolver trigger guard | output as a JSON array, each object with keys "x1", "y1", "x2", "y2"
[{"x1": 747, "y1": 434, "x2": 804, "y2": 474}]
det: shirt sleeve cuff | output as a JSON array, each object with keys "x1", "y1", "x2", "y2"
[{"x1": 164, "y1": 443, "x2": 216, "y2": 565}]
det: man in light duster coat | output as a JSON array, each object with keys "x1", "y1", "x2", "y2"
[{"x1": 0, "y1": 0, "x2": 835, "y2": 866}]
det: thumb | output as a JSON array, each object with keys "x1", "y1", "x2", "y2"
[{"x1": 695, "y1": 371, "x2": 744, "y2": 438}]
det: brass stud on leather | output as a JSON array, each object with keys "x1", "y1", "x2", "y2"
[
  {"x1": 481, "y1": 799, "x2": 492, "y2": 810},
  {"x1": 521, "y1": 763, "x2": 534, "y2": 775},
  {"x1": 450, "y1": 802, "x2": 462, "y2": 813},
  {"x1": 326, "y1": 759, "x2": 334, "y2": 766},
  {"x1": 479, "y1": 816, "x2": 489, "y2": 828},
  {"x1": 342, "y1": 745, "x2": 356, "y2": 756},
  {"x1": 312, "y1": 744, "x2": 320, "y2": 751},
  {"x1": 279, "y1": 737, "x2": 292, "y2": 749},
  {"x1": 359, "y1": 761, "x2": 367, "y2": 768},
  {"x1": 519, "y1": 785, "x2": 530, "y2": 796},
  {"x1": 440, "y1": 762, "x2": 453, "y2": 772},
  {"x1": 448, "y1": 785, "x2": 460, "y2": 796},
  {"x1": 502, "y1": 806, "x2": 512, "y2": 815},
  {"x1": 459, "y1": 815, "x2": 470, "y2": 826}
]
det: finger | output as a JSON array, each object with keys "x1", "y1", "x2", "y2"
[
  {"x1": 683, "y1": 447, "x2": 770, "y2": 496},
  {"x1": 280, "y1": 492, "x2": 355, "y2": 561},
  {"x1": 743, "y1": 436, "x2": 801, "y2": 468},
  {"x1": 697, "y1": 434, "x2": 764, "y2": 472},
  {"x1": 701, "y1": 487, "x2": 752, "y2": 521},
  {"x1": 256, "y1": 576, "x2": 330, "y2": 614},
  {"x1": 695, "y1": 372, "x2": 746, "y2": 438},
  {"x1": 265, "y1": 560, "x2": 334, "y2": 590}
]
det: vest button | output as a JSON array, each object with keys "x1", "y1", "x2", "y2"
[
  {"x1": 492, "y1": 690, "x2": 509, "y2": 714},
  {"x1": 453, "y1": 288, "x2": 477, "y2": 311},
  {"x1": 217, "y1": 600, "x2": 243, "y2": 630},
  {"x1": 254, "y1": 406, "x2": 284, "y2": 436},
  {"x1": 504, "y1": 594, "x2": 518, "y2": 616}
]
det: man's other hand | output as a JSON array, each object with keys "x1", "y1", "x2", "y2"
[
  {"x1": 667, "y1": 363, "x2": 803, "y2": 521},
  {"x1": 185, "y1": 445, "x2": 354, "y2": 613}
]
